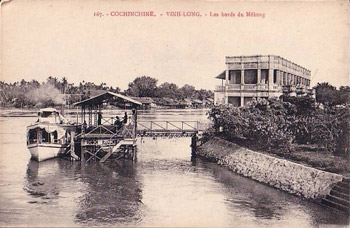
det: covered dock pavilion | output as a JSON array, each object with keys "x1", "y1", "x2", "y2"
[{"x1": 72, "y1": 91, "x2": 142, "y2": 162}]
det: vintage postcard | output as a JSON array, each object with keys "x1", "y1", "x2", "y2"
[{"x1": 0, "y1": 0, "x2": 349, "y2": 227}]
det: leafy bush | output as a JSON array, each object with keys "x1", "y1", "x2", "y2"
[
  {"x1": 208, "y1": 98, "x2": 296, "y2": 152},
  {"x1": 208, "y1": 97, "x2": 349, "y2": 156}
]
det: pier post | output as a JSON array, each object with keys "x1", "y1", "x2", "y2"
[
  {"x1": 191, "y1": 134, "x2": 198, "y2": 157},
  {"x1": 81, "y1": 141, "x2": 85, "y2": 162},
  {"x1": 70, "y1": 130, "x2": 75, "y2": 160},
  {"x1": 191, "y1": 134, "x2": 197, "y2": 152},
  {"x1": 70, "y1": 130, "x2": 79, "y2": 161}
]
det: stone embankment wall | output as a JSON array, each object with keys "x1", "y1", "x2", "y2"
[{"x1": 196, "y1": 137, "x2": 343, "y2": 200}]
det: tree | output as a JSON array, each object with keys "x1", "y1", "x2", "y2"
[
  {"x1": 156, "y1": 82, "x2": 179, "y2": 98},
  {"x1": 196, "y1": 89, "x2": 214, "y2": 100},
  {"x1": 338, "y1": 86, "x2": 350, "y2": 104},
  {"x1": 126, "y1": 76, "x2": 158, "y2": 97},
  {"x1": 47, "y1": 76, "x2": 59, "y2": 88},
  {"x1": 314, "y1": 82, "x2": 338, "y2": 106},
  {"x1": 179, "y1": 84, "x2": 195, "y2": 99},
  {"x1": 61, "y1": 77, "x2": 68, "y2": 94}
]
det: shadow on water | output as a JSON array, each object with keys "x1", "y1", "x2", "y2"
[
  {"x1": 74, "y1": 160, "x2": 144, "y2": 226},
  {"x1": 25, "y1": 160, "x2": 65, "y2": 203},
  {"x1": 191, "y1": 157, "x2": 349, "y2": 226}
]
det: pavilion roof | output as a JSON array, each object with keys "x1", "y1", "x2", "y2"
[
  {"x1": 215, "y1": 70, "x2": 225, "y2": 79},
  {"x1": 73, "y1": 91, "x2": 142, "y2": 107}
]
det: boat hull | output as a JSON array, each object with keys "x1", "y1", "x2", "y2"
[{"x1": 27, "y1": 144, "x2": 67, "y2": 162}]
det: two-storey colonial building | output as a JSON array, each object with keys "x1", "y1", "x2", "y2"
[{"x1": 214, "y1": 55, "x2": 312, "y2": 106}]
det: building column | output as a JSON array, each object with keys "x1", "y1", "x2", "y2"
[
  {"x1": 241, "y1": 69, "x2": 245, "y2": 85},
  {"x1": 257, "y1": 69, "x2": 261, "y2": 84},
  {"x1": 268, "y1": 69, "x2": 274, "y2": 89},
  {"x1": 240, "y1": 96, "x2": 244, "y2": 107},
  {"x1": 285, "y1": 73, "x2": 288, "y2": 85},
  {"x1": 225, "y1": 70, "x2": 229, "y2": 85},
  {"x1": 277, "y1": 70, "x2": 281, "y2": 85},
  {"x1": 288, "y1": 74, "x2": 292, "y2": 85}
]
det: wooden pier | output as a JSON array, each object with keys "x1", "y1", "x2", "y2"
[
  {"x1": 68, "y1": 91, "x2": 203, "y2": 163},
  {"x1": 137, "y1": 121, "x2": 199, "y2": 137}
]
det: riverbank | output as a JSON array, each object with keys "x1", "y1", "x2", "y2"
[
  {"x1": 196, "y1": 137, "x2": 344, "y2": 200},
  {"x1": 0, "y1": 107, "x2": 210, "y2": 118}
]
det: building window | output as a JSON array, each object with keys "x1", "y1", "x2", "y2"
[
  {"x1": 228, "y1": 96, "x2": 241, "y2": 107},
  {"x1": 273, "y1": 70, "x2": 278, "y2": 84},
  {"x1": 244, "y1": 69, "x2": 257, "y2": 84},
  {"x1": 229, "y1": 70, "x2": 241, "y2": 84},
  {"x1": 261, "y1": 69, "x2": 268, "y2": 84}
]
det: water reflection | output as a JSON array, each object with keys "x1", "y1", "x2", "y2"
[
  {"x1": 75, "y1": 161, "x2": 143, "y2": 226},
  {"x1": 25, "y1": 160, "x2": 63, "y2": 203},
  {"x1": 195, "y1": 159, "x2": 349, "y2": 227}
]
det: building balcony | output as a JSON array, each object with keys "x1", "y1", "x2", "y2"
[
  {"x1": 215, "y1": 84, "x2": 278, "y2": 92},
  {"x1": 282, "y1": 85, "x2": 310, "y2": 94}
]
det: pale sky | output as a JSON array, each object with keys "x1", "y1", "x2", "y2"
[{"x1": 1, "y1": 0, "x2": 349, "y2": 90}]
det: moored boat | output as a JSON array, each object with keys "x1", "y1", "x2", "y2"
[{"x1": 26, "y1": 108, "x2": 73, "y2": 162}]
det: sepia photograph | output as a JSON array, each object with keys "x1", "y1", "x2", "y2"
[{"x1": 0, "y1": 0, "x2": 349, "y2": 227}]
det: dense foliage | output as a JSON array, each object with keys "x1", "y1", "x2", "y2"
[
  {"x1": 314, "y1": 82, "x2": 350, "y2": 106},
  {"x1": 208, "y1": 96, "x2": 349, "y2": 156},
  {"x1": 125, "y1": 76, "x2": 213, "y2": 100},
  {"x1": 0, "y1": 76, "x2": 213, "y2": 108}
]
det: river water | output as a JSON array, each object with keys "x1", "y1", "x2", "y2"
[{"x1": 0, "y1": 109, "x2": 348, "y2": 227}]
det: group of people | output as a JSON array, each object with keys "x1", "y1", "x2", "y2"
[
  {"x1": 81, "y1": 110, "x2": 135, "y2": 134},
  {"x1": 114, "y1": 112, "x2": 128, "y2": 132}
]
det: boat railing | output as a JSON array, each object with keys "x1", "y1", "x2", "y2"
[{"x1": 27, "y1": 138, "x2": 66, "y2": 145}]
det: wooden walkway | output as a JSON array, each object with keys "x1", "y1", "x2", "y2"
[{"x1": 136, "y1": 121, "x2": 200, "y2": 137}]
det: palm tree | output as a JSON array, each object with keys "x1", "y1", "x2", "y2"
[{"x1": 61, "y1": 77, "x2": 68, "y2": 94}]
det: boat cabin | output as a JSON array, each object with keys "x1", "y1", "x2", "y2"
[
  {"x1": 37, "y1": 108, "x2": 66, "y2": 124},
  {"x1": 27, "y1": 124, "x2": 69, "y2": 145}
]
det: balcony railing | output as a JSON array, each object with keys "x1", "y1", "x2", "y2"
[
  {"x1": 215, "y1": 84, "x2": 272, "y2": 92},
  {"x1": 227, "y1": 84, "x2": 241, "y2": 90},
  {"x1": 257, "y1": 84, "x2": 268, "y2": 90},
  {"x1": 242, "y1": 85, "x2": 256, "y2": 90},
  {"x1": 215, "y1": 85, "x2": 225, "y2": 91}
]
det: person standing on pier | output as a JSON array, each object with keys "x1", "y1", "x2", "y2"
[
  {"x1": 123, "y1": 112, "x2": 128, "y2": 124},
  {"x1": 114, "y1": 116, "x2": 122, "y2": 133},
  {"x1": 83, "y1": 120, "x2": 87, "y2": 133},
  {"x1": 97, "y1": 112, "x2": 102, "y2": 126}
]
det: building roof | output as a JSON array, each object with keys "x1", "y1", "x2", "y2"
[
  {"x1": 192, "y1": 99, "x2": 203, "y2": 104},
  {"x1": 206, "y1": 98, "x2": 214, "y2": 103},
  {"x1": 73, "y1": 91, "x2": 142, "y2": 107},
  {"x1": 163, "y1": 97, "x2": 174, "y2": 103},
  {"x1": 216, "y1": 71, "x2": 225, "y2": 79},
  {"x1": 132, "y1": 97, "x2": 154, "y2": 104}
]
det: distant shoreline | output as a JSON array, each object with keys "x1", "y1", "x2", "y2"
[{"x1": 0, "y1": 107, "x2": 210, "y2": 118}]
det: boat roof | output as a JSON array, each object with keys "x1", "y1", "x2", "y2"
[
  {"x1": 39, "y1": 108, "x2": 59, "y2": 113},
  {"x1": 73, "y1": 91, "x2": 142, "y2": 107}
]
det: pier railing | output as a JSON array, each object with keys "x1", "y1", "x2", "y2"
[
  {"x1": 138, "y1": 121, "x2": 198, "y2": 131},
  {"x1": 136, "y1": 121, "x2": 204, "y2": 137}
]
